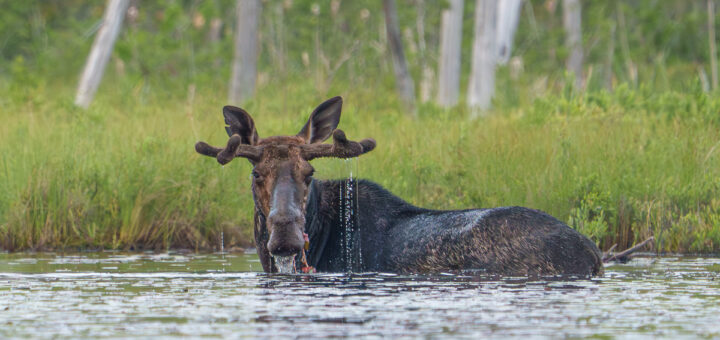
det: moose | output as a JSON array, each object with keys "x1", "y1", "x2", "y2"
[{"x1": 195, "y1": 97, "x2": 604, "y2": 276}]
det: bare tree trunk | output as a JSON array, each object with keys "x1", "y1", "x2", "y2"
[
  {"x1": 437, "y1": 0, "x2": 464, "y2": 107},
  {"x1": 616, "y1": 3, "x2": 637, "y2": 87},
  {"x1": 266, "y1": 1, "x2": 286, "y2": 74},
  {"x1": 467, "y1": 0, "x2": 497, "y2": 115},
  {"x1": 416, "y1": 0, "x2": 434, "y2": 103},
  {"x1": 228, "y1": 0, "x2": 261, "y2": 105},
  {"x1": 383, "y1": 0, "x2": 416, "y2": 116},
  {"x1": 563, "y1": 0, "x2": 583, "y2": 89},
  {"x1": 604, "y1": 21, "x2": 616, "y2": 91},
  {"x1": 75, "y1": 0, "x2": 130, "y2": 108},
  {"x1": 495, "y1": 0, "x2": 523, "y2": 64},
  {"x1": 208, "y1": 18, "x2": 222, "y2": 43},
  {"x1": 709, "y1": 0, "x2": 718, "y2": 91}
]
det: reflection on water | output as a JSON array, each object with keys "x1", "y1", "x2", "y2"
[{"x1": 0, "y1": 252, "x2": 719, "y2": 338}]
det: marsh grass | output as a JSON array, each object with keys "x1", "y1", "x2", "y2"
[{"x1": 1, "y1": 77, "x2": 719, "y2": 253}]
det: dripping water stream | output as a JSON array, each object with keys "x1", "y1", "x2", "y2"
[
  {"x1": 340, "y1": 158, "x2": 361, "y2": 273},
  {"x1": 274, "y1": 256, "x2": 295, "y2": 273}
]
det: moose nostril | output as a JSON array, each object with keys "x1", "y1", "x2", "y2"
[{"x1": 267, "y1": 229, "x2": 305, "y2": 257}]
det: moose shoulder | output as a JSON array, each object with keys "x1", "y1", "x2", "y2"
[{"x1": 195, "y1": 97, "x2": 604, "y2": 277}]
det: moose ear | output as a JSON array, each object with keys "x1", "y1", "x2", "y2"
[
  {"x1": 297, "y1": 96, "x2": 342, "y2": 144},
  {"x1": 223, "y1": 106, "x2": 259, "y2": 145}
]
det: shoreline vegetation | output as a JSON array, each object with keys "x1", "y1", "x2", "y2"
[
  {"x1": 1, "y1": 1, "x2": 720, "y2": 253},
  {"x1": 1, "y1": 78, "x2": 719, "y2": 254}
]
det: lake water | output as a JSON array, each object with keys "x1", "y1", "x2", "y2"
[{"x1": 0, "y1": 252, "x2": 719, "y2": 339}]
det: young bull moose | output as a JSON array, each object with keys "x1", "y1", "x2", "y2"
[{"x1": 195, "y1": 97, "x2": 604, "y2": 276}]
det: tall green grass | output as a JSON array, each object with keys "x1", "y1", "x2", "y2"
[{"x1": 1, "y1": 77, "x2": 719, "y2": 253}]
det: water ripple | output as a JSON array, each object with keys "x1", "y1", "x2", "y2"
[{"x1": 0, "y1": 253, "x2": 718, "y2": 339}]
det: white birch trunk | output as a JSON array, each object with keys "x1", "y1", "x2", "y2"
[
  {"x1": 228, "y1": 0, "x2": 261, "y2": 105},
  {"x1": 604, "y1": 21, "x2": 616, "y2": 90},
  {"x1": 563, "y1": 0, "x2": 583, "y2": 88},
  {"x1": 437, "y1": 0, "x2": 464, "y2": 107},
  {"x1": 383, "y1": 0, "x2": 416, "y2": 115},
  {"x1": 708, "y1": 0, "x2": 718, "y2": 91},
  {"x1": 496, "y1": 0, "x2": 523, "y2": 64},
  {"x1": 416, "y1": 0, "x2": 434, "y2": 103},
  {"x1": 467, "y1": 0, "x2": 497, "y2": 115},
  {"x1": 75, "y1": 0, "x2": 130, "y2": 108}
]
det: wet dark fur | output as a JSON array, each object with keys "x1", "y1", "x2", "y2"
[{"x1": 256, "y1": 179, "x2": 604, "y2": 276}]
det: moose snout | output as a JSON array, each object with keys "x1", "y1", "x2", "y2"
[{"x1": 267, "y1": 214, "x2": 305, "y2": 257}]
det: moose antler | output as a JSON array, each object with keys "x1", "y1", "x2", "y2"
[
  {"x1": 300, "y1": 129, "x2": 376, "y2": 160},
  {"x1": 195, "y1": 134, "x2": 263, "y2": 165}
]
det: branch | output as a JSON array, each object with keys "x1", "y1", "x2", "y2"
[{"x1": 603, "y1": 237, "x2": 654, "y2": 263}]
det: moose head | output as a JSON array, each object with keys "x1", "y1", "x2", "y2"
[{"x1": 195, "y1": 97, "x2": 375, "y2": 270}]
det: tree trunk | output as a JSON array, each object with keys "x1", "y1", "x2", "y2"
[
  {"x1": 208, "y1": 18, "x2": 222, "y2": 43},
  {"x1": 563, "y1": 0, "x2": 583, "y2": 89},
  {"x1": 383, "y1": 0, "x2": 416, "y2": 116},
  {"x1": 75, "y1": 0, "x2": 130, "y2": 108},
  {"x1": 604, "y1": 20, "x2": 616, "y2": 91},
  {"x1": 228, "y1": 0, "x2": 261, "y2": 105},
  {"x1": 708, "y1": 0, "x2": 718, "y2": 91},
  {"x1": 437, "y1": 0, "x2": 464, "y2": 107},
  {"x1": 416, "y1": 0, "x2": 434, "y2": 104},
  {"x1": 616, "y1": 3, "x2": 637, "y2": 87},
  {"x1": 467, "y1": 0, "x2": 497, "y2": 115},
  {"x1": 495, "y1": 0, "x2": 523, "y2": 64}
]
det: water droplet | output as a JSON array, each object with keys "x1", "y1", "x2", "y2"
[
  {"x1": 338, "y1": 158, "x2": 361, "y2": 273},
  {"x1": 220, "y1": 231, "x2": 225, "y2": 272}
]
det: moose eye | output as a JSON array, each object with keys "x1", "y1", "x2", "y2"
[
  {"x1": 252, "y1": 171, "x2": 262, "y2": 180},
  {"x1": 304, "y1": 170, "x2": 314, "y2": 184}
]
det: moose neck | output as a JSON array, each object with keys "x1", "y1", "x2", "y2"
[{"x1": 304, "y1": 179, "x2": 363, "y2": 272}]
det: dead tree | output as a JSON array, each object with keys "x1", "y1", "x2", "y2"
[
  {"x1": 437, "y1": 0, "x2": 464, "y2": 107},
  {"x1": 563, "y1": 0, "x2": 583, "y2": 89},
  {"x1": 709, "y1": 0, "x2": 718, "y2": 91},
  {"x1": 467, "y1": 0, "x2": 498, "y2": 115},
  {"x1": 228, "y1": 0, "x2": 262, "y2": 105},
  {"x1": 616, "y1": 3, "x2": 637, "y2": 87},
  {"x1": 495, "y1": 0, "x2": 523, "y2": 64},
  {"x1": 383, "y1": 0, "x2": 416, "y2": 116},
  {"x1": 416, "y1": 0, "x2": 434, "y2": 103},
  {"x1": 75, "y1": 0, "x2": 130, "y2": 108}
]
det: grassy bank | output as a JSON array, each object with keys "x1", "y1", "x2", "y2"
[{"x1": 1, "y1": 76, "x2": 720, "y2": 253}]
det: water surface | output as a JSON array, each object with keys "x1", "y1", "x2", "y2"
[{"x1": 1, "y1": 252, "x2": 719, "y2": 339}]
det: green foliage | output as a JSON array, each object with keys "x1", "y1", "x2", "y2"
[{"x1": 568, "y1": 175, "x2": 614, "y2": 243}]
